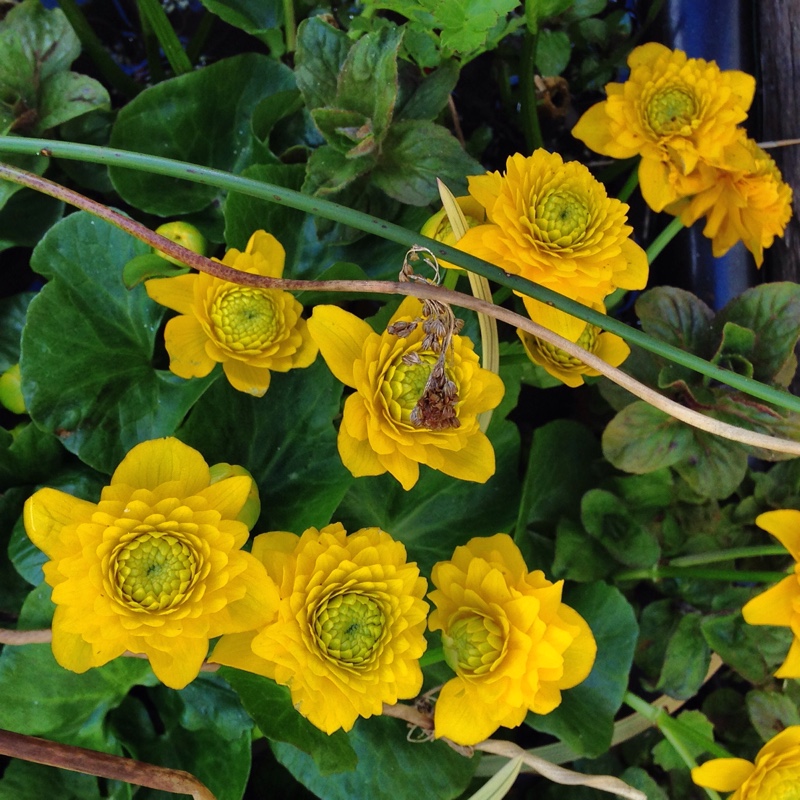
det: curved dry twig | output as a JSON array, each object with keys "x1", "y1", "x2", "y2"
[
  {"x1": 0, "y1": 728, "x2": 216, "y2": 799},
  {"x1": 0, "y1": 162, "x2": 799, "y2": 456}
]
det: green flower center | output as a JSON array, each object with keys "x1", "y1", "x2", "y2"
[
  {"x1": 210, "y1": 287, "x2": 278, "y2": 351},
  {"x1": 537, "y1": 324, "x2": 599, "y2": 367},
  {"x1": 534, "y1": 190, "x2": 590, "y2": 244},
  {"x1": 314, "y1": 593, "x2": 385, "y2": 665},
  {"x1": 383, "y1": 352, "x2": 439, "y2": 422},
  {"x1": 443, "y1": 612, "x2": 504, "y2": 676},
  {"x1": 115, "y1": 533, "x2": 196, "y2": 611},
  {"x1": 647, "y1": 86, "x2": 698, "y2": 135}
]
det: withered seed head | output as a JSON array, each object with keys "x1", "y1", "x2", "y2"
[{"x1": 387, "y1": 320, "x2": 419, "y2": 338}]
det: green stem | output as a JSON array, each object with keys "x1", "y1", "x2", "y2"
[
  {"x1": 283, "y1": 0, "x2": 297, "y2": 53},
  {"x1": 1, "y1": 138, "x2": 800, "y2": 417},
  {"x1": 136, "y1": 0, "x2": 193, "y2": 76},
  {"x1": 57, "y1": 0, "x2": 141, "y2": 99},
  {"x1": 186, "y1": 10, "x2": 215, "y2": 66},
  {"x1": 646, "y1": 216, "x2": 685, "y2": 265},
  {"x1": 623, "y1": 693, "x2": 725, "y2": 800},
  {"x1": 669, "y1": 545, "x2": 789, "y2": 567},
  {"x1": 419, "y1": 647, "x2": 445, "y2": 668},
  {"x1": 616, "y1": 163, "x2": 640, "y2": 204},
  {"x1": 520, "y1": 30, "x2": 544, "y2": 152},
  {"x1": 615, "y1": 566, "x2": 788, "y2": 582},
  {"x1": 139, "y1": 9, "x2": 165, "y2": 84}
]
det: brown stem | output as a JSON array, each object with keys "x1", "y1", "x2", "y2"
[
  {"x1": 1, "y1": 162, "x2": 799, "y2": 456},
  {"x1": 0, "y1": 728, "x2": 216, "y2": 799}
]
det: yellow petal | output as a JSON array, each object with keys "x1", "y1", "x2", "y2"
[
  {"x1": 522, "y1": 296, "x2": 587, "y2": 342},
  {"x1": 208, "y1": 552, "x2": 279, "y2": 634},
  {"x1": 378, "y1": 448, "x2": 420, "y2": 491},
  {"x1": 727, "y1": 71, "x2": 757, "y2": 113},
  {"x1": 775, "y1": 636, "x2": 800, "y2": 679},
  {"x1": 245, "y1": 231, "x2": 286, "y2": 278},
  {"x1": 691, "y1": 758, "x2": 755, "y2": 792},
  {"x1": 572, "y1": 102, "x2": 637, "y2": 159},
  {"x1": 758, "y1": 725, "x2": 800, "y2": 758},
  {"x1": 146, "y1": 636, "x2": 209, "y2": 689},
  {"x1": 252, "y1": 531, "x2": 300, "y2": 586},
  {"x1": 222, "y1": 359, "x2": 272, "y2": 396},
  {"x1": 388, "y1": 295, "x2": 425, "y2": 326},
  {"x1": 111, "y1": 437, "x2": 210, "y2": 494},
  {"x1": 145, "y1": 274, "x2": 197, "y2": 315},
  {"x1": 557, "y1": 605, "x2": 597, "y2": 688},
  {"x1": 756, "y1": 510, "x2": 800, "y2": 561},
  {"x1": 742, "y1": 575, "x2": 799, "y2": 627},
  {"x1": 595, "y1": 331, "x2": 631, "y2": 369},
  {"x1": 627, "y1": 41, "x2": 670, "y2": 69},
  {"x1": 615, "y1": 238, "x2": 649, "y2": 290},
  {"x1": 209, "y1": 630, "x2": 275, "y2": 677},
  {"x1": 197, "y1": 475, "x2": 253, "y2": 521},
  {"x1": 51, "y1": 607, "x2": 125, "y2": 671},
  {"x1": 338, "y1": 398, "x2": 387, "y2": 478},
  {"x1": 435, "y1": 431, "x2": 496, "y2": 484},
  {"x1": 289, "y1": 320, "x2": 319, "y2": 368},
  {"x1": 434, "y1": 677, "x2": 499, "y2": 745},
  {"x1": 163, "y1": 314, "x2": 216, "y2": 379},
  {"x1": 639, "y1": 158, "x2": 677, "y2": 212},
  {"x1": 23, "y1": 488, "x2": 95, "y2": 554},
  {"x1": 308, "y1": 305, "x2": 372, "y2": 387}
]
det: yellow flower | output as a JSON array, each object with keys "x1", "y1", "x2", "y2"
[
  {"x1": 692, "y1": 726, "x2": 800, "y2": 798},
  {"x1": 572, "y1": 43, "x2": 756, "y2": 212},
  {"x1": 741, "y1": 509, "x2": 800, "y2": 677},
  {"x1": 420, "y1": 194, "x2": 486, "y2": 270},
  {"x1": 457, "y1": 150, "x2": 647, "y2": 307},
  {"x1": 211, "y1": 522, "x2": 429, "y2": 734},
  {"x1": 517, "y1": 296, "x2": 630, "y2": 388},
  {"x1": 667, "y1": 137, "x2": 793, "y2": 267},
  {"x1": 307, "y1": 296, "x2": 505, "y2": 490},
  {"x1": 145, "y1": 230, "x2": 318, "y2": 397},
  {"x1": 23, "y1": 438, "x2": 279, "y2": 690},
  {"x1": 428, "y1": 534, "x2": 597, "y2": 746}
]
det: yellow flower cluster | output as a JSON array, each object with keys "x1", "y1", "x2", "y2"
[
  {"x1": 741, "y1": 510, "x2": 800, "y2": 677},
  {"x1": 428, "y1": 534, "x2": 597, "y2": 745},
  {"x1": 573, "y1": 43, "x2": 792, "y2": 266},
  {"x1": 212, "y1": 522, "x2": 430, "y2": 733},
  {"x1": 25, "y1": 442, "x2": 597, "y2": 740},
  {"x1": 692, "y1": 726, "x2": 800, "y2": 799},
  {"x1": 308, "y1": 296, "x2": 504, "y2": 490},
  {"x1": 146, "y1": 231, "x2": 317, "y2": 396},
  {"x1": 24, "y1": 438, "x2": 279, "y2": 689}
]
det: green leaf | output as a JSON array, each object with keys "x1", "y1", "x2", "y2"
[
  {"x1": 0, "y1": 151, "x2": 48, "y2": 212},
  {"x1": 121, "y1": 253, "x2": 187, "y2": 289},
  {"x1": 516, "y1": 419, "x2": 601, "y2": 531},
  {"x1": 196, "y1": 0, "x2": 282, "y2": 34},
  {"x1": 0, "y1": 0, "x2": 80, "y2": 103},
  {"x1": 0, "y1": 190, "x2": 63, "y2": 253},
  {"x1": 567, "y1": 0, "x2": 607, "y2": 19},
  {"x1": 178, "y1": 362, "x2": 352, "y2": 533},
  {"x1": 311, "y1": 108, "x2": 376, "y2": 155},
  {"x1": 0, "y1": 422, "x2": 64, "y2": 489},
  {"x1": 175, "y1": 673, "x2": 254, "y2": 741},
  {"x1": 372, "y1": 119, "x2": 481, "y2": 205},
  {"x1": 619, "y1": 767, "x2": 668, "y2": 800},
  {"x1": 635, "y1": 287, "x2": 714, "y2": 356},
  {"x1": 710, "y1": 321, "x2": 756, "y2": 378},
  {"x1": 701, "y1": 611, "x2": 793, "y2": 683},
  {"x1": 526, "y1": 582, "x2": 638, "y2": 757},
  {"x1": 20, "y1": 212, "x2": 216, "y2": 473},
  {"x1": 0, "y1": 486, "x2": 30, "y2": 617},
  {"x1": 304, "y1": 144, "x2": 375, "y2": 197},
  {"x1": 535, "y1": 29, "x2": 572, "y2": 76},
  {"x1": 0, "y1": 292, "x2": 34, "y2": 371},
  {"x1": 655, "y1": 613, "x2": 711, "y2": 700},
  {"x1": 0, "y1": 760, "x2": 104, "y2": 800},
  {"x1": 652, "y1": 710, "x2": 715, "y2": 772},
  {"x1": 109, "y1": 54, "x2": 296, "y2": 215},
  {"x1": 672, "y1": 430, "x2": 747, "y2": 500},
  {"x1": 713, "y1": 282, "x2": 800, "y2": 386},
  {"x1": 218, "y1": 667, "x2": 358, "y2": 775},
  {"x1": 536, "y1": 0, "x2": 575, "y2": 18},
  {"x1": 581, "y1": 489, "x2": 661, "y2": 568},
  {"x1": 602, "y1": 402, "x2": 694, "y2": 473},
  {"x1": 634, "y1": 599, "x2": 680, "y2": 682},
  {"x1": 272, "y1": 714, "x2": 476, "y2": 800},
  {"x1": 334, "y1": 418, "x2": 520, "y2": 577},
  {"x1": 0, "y1": 584, "x2": 157, "y2": 749},
  {"x1": 552, "y1": 517, "x2": 616, "y2": 582},
  {"x1": 747, "y1": 688, "x2": 800, "y2": 742},
  {"x1": 36, "y1": 71, "x2": 110, "y2": 133},
  {"x1": 295, "y1": 18, "x2": 353, "y2": 112},
  {"x1": 396, "y1": 60, "x2": 460, "y2": 120}
]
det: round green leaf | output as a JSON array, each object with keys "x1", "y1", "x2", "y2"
[
  {"x1": 20, "y1": 212, "x2": 216, "y2": 473},
  {"x1": 109, "y1": 54, "x2": 296, "y2": 216}
]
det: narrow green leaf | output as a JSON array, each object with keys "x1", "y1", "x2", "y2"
[
  {"x1": 655, "y1": 613, "x2": 711, "y2": 700},
  {"x1": 196, "y1": 0, "x2": 283, "y2": 35}
]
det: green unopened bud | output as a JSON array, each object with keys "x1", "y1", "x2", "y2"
[
  {"x1": 154, "y1": 221, "x2": 207, "y2": 266},
  {"x1": 209, "y1": 462, "x2": 261, "y2": 530},
  {"x1": 0, "y1": 364, "x2": 25, "y2": 414}
]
